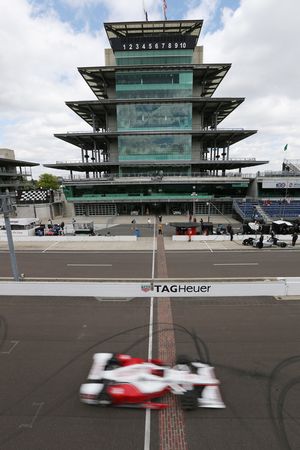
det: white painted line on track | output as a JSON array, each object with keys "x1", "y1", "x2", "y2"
[
  {"x1": 204, "y1": 241, "x2": 213, "y2": 253},
  {"x1": 67, "y1": 264, "x2": 112, "y2": 267},
  {"x1": 95, "y1": 298, "x2": 133, "y2": 302},
  {"x1": 1, "y1": 340, "x2": 19, "y2": 354},
  {"x1": 144, "y1": 221, "x2": 156, "y2": 450},
  {"x1": 213, "y1": 263, "x2": 259, "y2": 266},
  {"x1": 42, "y1": 242, "x2": 59, "y2": 253}
]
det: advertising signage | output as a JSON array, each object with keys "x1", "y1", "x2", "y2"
[
  {"x1": 110, "y1": 35, "x2": 197, "y2": 52},
  {"x1": 262, "y1": 179, "x2": 300, "y2": 189}
]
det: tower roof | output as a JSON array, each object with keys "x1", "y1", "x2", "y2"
[
  {"x1": 78, "y1": 64, "x2": 231, "y2": 99},
  {"x1": 54, "y1": 129, "x2": 257, "y2": 149},
  {"x1": 0, "y1": 157, "x2": 38, "y2": 167},
  {"x1": 104, "y1": 20, "x2": 203, "y2": 40},
  {"x1": 104, "y1": 20, "x2": 203, "y2": 52},
  {"x1": 66, "y1": 97, "x2": 244, "y2": 129}
]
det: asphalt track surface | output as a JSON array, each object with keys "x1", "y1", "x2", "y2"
[
  {"x1": 1, "y1": 296, "x2": 300, "y2": 450},
  {"x1": 1, "y1": 246, "x2": 300, "y2": 449},
  {"x1": 1, "y1": 248, "x2": 300, "y2": 278}
]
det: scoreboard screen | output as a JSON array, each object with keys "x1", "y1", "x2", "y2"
[{"x1": 110, "y1": 35, "x2": 197, "y2": 51}]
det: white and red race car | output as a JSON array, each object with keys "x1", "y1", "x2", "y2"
[{"x1": 80, "y1": 353, "x2": 225, "y2": 410}]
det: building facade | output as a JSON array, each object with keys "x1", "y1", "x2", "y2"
[
  {"x1": 0, "y1": 148, "x2": 38, "y2": 195},
  {"x1": 45, "y1": 20, "x2": 268, "y2": 216}
]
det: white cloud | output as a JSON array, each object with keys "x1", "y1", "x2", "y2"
[
  {"x1": 61, "y1": 0, "x2": 162, "y2": 22},
  {"x1": 0, "y1": 0, "x2": 104, "y2": 176},
  {"x1": 184, "y1": 0, "x2": 218, "y2": 26},
  {"x1": 201, "y1": 0, "x2": 300, "y2": 169}
]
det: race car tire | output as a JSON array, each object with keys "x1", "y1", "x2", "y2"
[
  {"x1": 180, "y1": 390, "x2": 198, "y2": 410},
  {"x1": 97, "y1": 391, "x2": 112, "y2": 406},
  {"x1": 280, "y1": 242, "x2": 287, "y2": 248},
  {"x1": 97, "y1": 381, "x2": 112, "y2": 406},
  {"x1": 176, "y1": 354, "x2": 192, "y2": 365},
  {"x1": 242, "y1": 239, "x2": 248, "y2": 246}
]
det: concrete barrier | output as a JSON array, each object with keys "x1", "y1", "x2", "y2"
[
  {"x1": 1, "y1": 277, "x2": 299, "y2": 298},
  {"x1": 172, "y1": 234, "x2": 292, "y2": 242},
  {"x1": 0, "y1": 235, "x2": 137, "y2": 242}
]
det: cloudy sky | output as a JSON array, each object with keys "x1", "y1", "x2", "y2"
[{"x1": 0, "y1": 0, "x2": 299, "y2": 178}]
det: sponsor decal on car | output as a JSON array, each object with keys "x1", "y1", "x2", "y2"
[{"x1": 110, "y1": 387, "x2": 125, "y2": 394}]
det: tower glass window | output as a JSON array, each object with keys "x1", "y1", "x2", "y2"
[
  {"x1": 116, "y1": 71, "x2": 193, "y2": 99},
  {"x1": 118, "y1": 135, "x2": 192, "y2": 161},
  {"x1": 115, "y1": 49, "x2": 193, "y2": 66},
  {"x1": 117, "y1": 103, "x2": 192, "y2": 131}
]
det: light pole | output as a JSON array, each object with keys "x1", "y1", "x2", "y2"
[
  {"x1": 283, "y1": 181, "x2": 289, "y2": 219},
  {"x1": 191, "y1": 186, "x2": 197, "y2": 217},
  {"x1": 207, "y1": 201, "x2": 211, "y2": 222},
  {"x1": 0, "y1": 191, "x2": 20, "y2": 281}
]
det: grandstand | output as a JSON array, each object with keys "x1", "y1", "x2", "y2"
[
  {"x1": 234, "y1": 199, "x2": 300, "y2": 222},
  {"x1": 282, "y1": 159, "x2": 300, "y2": 174},
  {"x1": 260, "y1": 200, "x2": 300, "y2": 220}
]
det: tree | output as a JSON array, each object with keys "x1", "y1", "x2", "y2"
[{"x1": 37, "y1": 173, "x2": 60, "y2": 190}]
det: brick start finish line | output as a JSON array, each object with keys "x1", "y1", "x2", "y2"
[{"x1": 156, "y1": 235, "x2": 188, "y2": 450}]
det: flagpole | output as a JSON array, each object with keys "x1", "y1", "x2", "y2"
[
  {"x1": 142, "y1": 0, "x2": 148, "y2": 21},
  {"x1": 283, "y1": 143, "x2": 289, "y2": 218},
  {"x1": 163, "y1": 0, "x2": 167, "y2": 20}
]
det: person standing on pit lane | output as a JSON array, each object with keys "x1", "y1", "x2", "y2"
[
  {"x1": 292, "y1": 231, "x2": 298, "y2": 247},
  {"x1": 258, "y1": 232, "x2": 264, "y2": 249}
]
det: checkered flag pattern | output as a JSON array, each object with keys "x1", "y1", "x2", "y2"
[{"x1": 16, "y1": 189, "x2": 52, "y2": 203}]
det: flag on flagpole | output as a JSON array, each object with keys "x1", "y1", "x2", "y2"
[
  {"x1": 143, "y1": 0, "x2": 148, "y2": 21},
  {"x1": 163, "y1": 0, "x2": 167, "y2": 20},
  {"x1": 284, "y1": 144, "x2": 288, "y2": 151}
]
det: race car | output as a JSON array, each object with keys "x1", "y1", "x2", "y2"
[
  {"x1": 79, "y1": 353, "x2": 225, "y2": 410},
  {"x1": 242, "y1": 236, "x2": 287, "y2": 248}
]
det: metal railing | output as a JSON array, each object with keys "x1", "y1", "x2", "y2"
[
  {"x1": 257, "y1": 171, "x2": 300, "y2": 177},
  {"x1": 62, "y1": 127, "x2": 246, "y2": 134},
  {"x1": 56, "y1": 160, "x2": 83, "y2": 164},
  {"x1": 284, "y1": 159, "x2": 300, "y2": 164},
  {"x1": 62, "y1": 172, "x2": 256, "y2": 182},
  {"x1": 56, "y1": 158, "x2": 257, "y2": 164}
]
